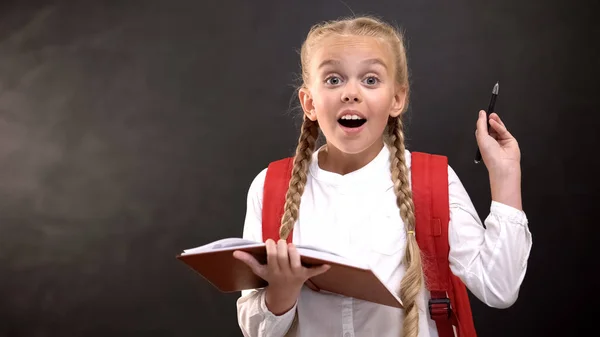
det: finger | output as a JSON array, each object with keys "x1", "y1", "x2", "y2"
[
  {"x1": 306, "y1": 264, "x2": 331, "y2": 278},
  {"x1": 288, "y1": 243, "x2": 302, "y2": 274},
  {"x1": 489, "y1": 113, "x2": 508, "y2": 139},
  {"x1": 489, "y1": 118, "x2": 514, "y2": 140},
  {"x1": 276, "y1": 239, "x2": 291, "y2": 274},
  {"x1": 265, "y1": 239, "x2": 280, "y2": 273},
  {"x1": 489, "y1": 113, "x2": 506, "y2": 128},
  {"x1": 489, "y1": 128, "x2": 499, "y2": 140},
  {"x1": 233, "y1": 250, "x2": 267, "y2": 279}
]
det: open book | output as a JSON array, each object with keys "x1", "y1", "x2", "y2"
[{"x1": 177, "y1": 238, "x2": 403, "y2": 309}]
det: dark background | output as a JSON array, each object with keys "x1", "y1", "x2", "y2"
[{"x1": 0, "y1": 0, "x2": 597, "y2": 336}]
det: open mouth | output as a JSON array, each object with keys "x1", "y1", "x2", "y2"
[{"x1": 338, "y1": 115, "x2": 367, "y2": 128}]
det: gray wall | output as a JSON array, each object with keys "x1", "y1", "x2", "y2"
[{"x1": 0, "y1": 0, "x2": 596, "y2": 336}]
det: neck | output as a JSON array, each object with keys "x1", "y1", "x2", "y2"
[{"x1": 318, "y1": 139, "x2": 385, "y2": 175}]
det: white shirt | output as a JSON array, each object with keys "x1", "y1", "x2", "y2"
[{"x1": 236, "y1": 144, "x2": 532, "y2": 337}]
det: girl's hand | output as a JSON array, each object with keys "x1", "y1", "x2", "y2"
[
  {"x1": 476, "y1": 110, "x2": 521, "y2": 176},
  {"x1": 476, "y1": 110, "x2": 523, "y2": 210},
  {"x1": 233, "y1": 239, "x2": 330, "y2": 314}
]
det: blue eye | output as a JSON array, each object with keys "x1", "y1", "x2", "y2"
[
  {"x1": 364, "y1": 76, "x2": 379, "y2": 85},
  {"x1": 325, "y1": 76, "x2": 341, "y2": 85}
]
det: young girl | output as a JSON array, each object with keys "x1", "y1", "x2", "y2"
[{"x1": 232, "y1": 16, "x2": 532, "y2": 337}]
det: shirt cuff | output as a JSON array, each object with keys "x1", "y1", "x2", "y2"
[
  {"x1": 259, "y1": 288, "x2": 298, "y2": 325},
  {"x1": 490, "y1": 201, "x2": 528, "y2": 224}
]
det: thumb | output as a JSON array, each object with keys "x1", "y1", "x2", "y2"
[
  {"x1": 233, "y1": 251, "x2": 266, "y2": 279},
  {"x1": 306, "y1": 264, "x2": 331, "y2": 278},
  {"x1": 476, "y1": 110, "x2": 489, "y2": 139}
]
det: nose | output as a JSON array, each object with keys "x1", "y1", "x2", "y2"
[
  {"x1": 341, "y1": 84, "x2": 362, "y2": 103},
  {"x1": 342, "y1": 95, "x2": 361, "y2": 103}
]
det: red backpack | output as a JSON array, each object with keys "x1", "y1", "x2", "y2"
[{"x1": 260, "y1": 152, "x2": 477, "y2": 337}]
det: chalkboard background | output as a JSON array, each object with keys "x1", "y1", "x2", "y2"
[{"x1": 0, "y1": 0, "x2": 596, "y2": 336}]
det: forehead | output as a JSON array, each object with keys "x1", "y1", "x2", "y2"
[{"x1": 311, "y1": 34, "x2": 394, "y2": 70}]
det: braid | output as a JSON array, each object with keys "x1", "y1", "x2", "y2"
[
  {"x1": 387, "y1": 116, "x2": 423, "y2": 337},
  {"x1": 279, "y1": 116, "x2": 319, "y2": 239}
]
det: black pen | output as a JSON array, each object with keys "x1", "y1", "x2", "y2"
[{"x1": 474, "y1": 82, "x2": 499, "y2": 164}]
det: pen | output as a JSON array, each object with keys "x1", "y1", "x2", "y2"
[{"x1": 474, "y1": 82, "x2": 499, "y2": 164}]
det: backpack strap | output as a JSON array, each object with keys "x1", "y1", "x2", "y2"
[
  {"x1": 262, "y1": 157, "x2": 294, "y2": 243},
  {"x1": 411, "y1": 152, "x2": 477, "y2": 337},
  {"x1": 411, "y1": 152, "x2": 455, "y2": 336}
]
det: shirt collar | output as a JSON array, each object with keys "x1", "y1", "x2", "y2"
[{"x1": 308, "y1": 142, "x2": 412, "y2": 192}]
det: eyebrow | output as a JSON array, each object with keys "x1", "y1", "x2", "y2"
[{"x1": 317, "y1": 58, "x2": 388, "y2": 70}]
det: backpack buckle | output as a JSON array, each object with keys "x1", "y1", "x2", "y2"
[{"x1": 428, "y1": 297, "x2": 452, "y2": 320}]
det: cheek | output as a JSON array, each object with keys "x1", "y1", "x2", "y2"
[
  {"x1": 314, "y1": 93, "x2": 335, "y2": 107},
  {"x1": 313, "y1": 95, "x2": 336, "y2": 118},
  {"x1": 366, "y1": 92, "x2": 394, "y2": 115}
]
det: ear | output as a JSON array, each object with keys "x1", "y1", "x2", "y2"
[
  {"x1": 390, "y1": 85, "x2": 407, "y2": 118},
  {"x1": 299, "y1": 87, "x2": 317, "y2": 121}
]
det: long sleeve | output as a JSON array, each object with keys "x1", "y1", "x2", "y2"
[
  {"x1": 447, "y1": 165, "x2": 532, "y2": 308},
  {"x1": 236, "y1": 168, "x2": 298, "y2": 337}
]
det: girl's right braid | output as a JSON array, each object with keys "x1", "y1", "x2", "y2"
[
  {"x1": 279, "y1": 116, "x2": 319, "y2": 240},
  {"x1": 388, "y1": 116, "x2": 424, "y2": 337}
]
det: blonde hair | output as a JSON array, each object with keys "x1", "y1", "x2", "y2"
[{"x1": 279, "y1": 16, "x2": 423, "y2": 337}]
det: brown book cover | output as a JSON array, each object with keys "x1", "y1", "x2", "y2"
[{"x1": 177, "y1": 238, "x2": 403, "y2": 309}]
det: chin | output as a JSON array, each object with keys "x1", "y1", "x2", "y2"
[{"x1": 329, "y1": 138, "x2": 379, "y2": 156}]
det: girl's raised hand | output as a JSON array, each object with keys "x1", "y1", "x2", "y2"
[{"x1": 476, "y1": 110, "x2": 521, "y2": 176}]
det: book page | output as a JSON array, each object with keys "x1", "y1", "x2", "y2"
[
  {"x1": 295, "y1": 244, "x2": 340, "y2": 257},
  {"x1": 180, "y1": 239, "x2": 366, "y2": 270},
  {"x1": 181, "y1": 238, "x2": 367, "y2": 269},
  {"x1": 296, "y1": 246, "x2": 367, "y2": 270},
  {"x1": 182, "y1": 237, "x2": 263, "y2": 255}
]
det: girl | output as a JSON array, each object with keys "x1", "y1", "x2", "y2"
[{"x1": 232, "y1": 16, "x2": 532, "y2": 337}]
